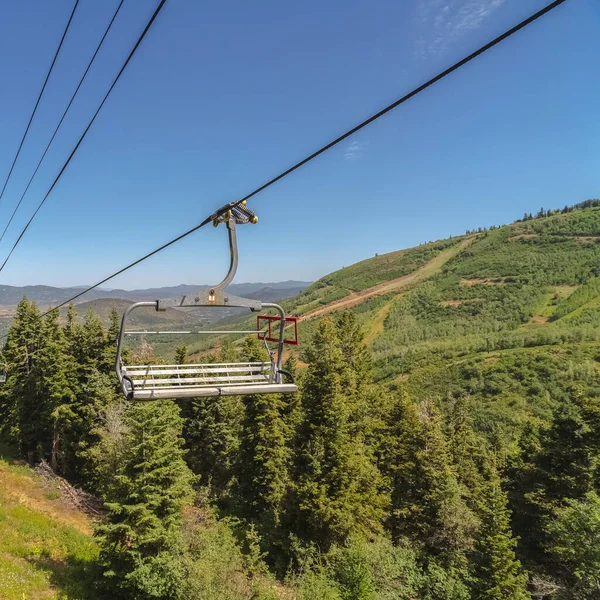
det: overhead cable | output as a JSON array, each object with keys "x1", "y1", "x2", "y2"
[
  {"x1": 0, "y1": 0, "x2": 168, "y2": 274},
  {"x1": 0, "y1": 0, "x2": 127, "y2": 246},
  {"x1": 0, "y1": 0, "x2": 80, "y2": 206}
]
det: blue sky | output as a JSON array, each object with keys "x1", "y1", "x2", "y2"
[{"x1": 0, "y1": 0, "x2": 597, "y2": 289}]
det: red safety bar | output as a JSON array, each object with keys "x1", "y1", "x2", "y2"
[{"x1": 257, "y1": 315, "x2": 299, "y2": 346}]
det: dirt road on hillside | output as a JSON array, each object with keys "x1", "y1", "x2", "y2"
[{"x1": 303, "y1": 238, "x2": 472, "y2": 320}]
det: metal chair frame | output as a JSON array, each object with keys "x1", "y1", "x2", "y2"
[{"x1": 115, "y1": 210, "x2": 298, "y2": 400}]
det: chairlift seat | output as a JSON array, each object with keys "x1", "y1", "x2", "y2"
[
  {"x1": 115, "y1": 204, "x2": 299, "y2": 400},
  {"x1": 122, "y1": 361, "x2": 296, "y2": 399}
]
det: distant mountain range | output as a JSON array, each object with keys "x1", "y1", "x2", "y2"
[{"x1": 0, "y1": 281, "x2": 311, "y2": 307}]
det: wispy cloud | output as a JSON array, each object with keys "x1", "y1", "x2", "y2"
[
  {"x1": 414, "y1": 0, "x2": 506, "y2": 59},
  {"x1": 344, "y1": 140, "x2": 365, "y2": 160}
]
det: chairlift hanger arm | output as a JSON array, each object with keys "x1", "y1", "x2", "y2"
[
  {"x1": 157, "y1": 209, "x2": 258, "y2": 310},
  {"x1": 215, "y1": 216, "x2": 238, "y2": 291}
]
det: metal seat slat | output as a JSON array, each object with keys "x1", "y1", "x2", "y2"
[
  {"x1": 133, "y1": 374, "x2": 271, "y2": 386},
  {"x1": 131, "y1": 383, "x2": 298, "y2": 400},
  {"x1": 124, "y1": 363, "x2": 271, "y2": 377},
  {"x1": 127, "y1": 362, "x2": 272, "y2": 368}
]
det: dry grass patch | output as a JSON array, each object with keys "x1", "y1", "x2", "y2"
[
  {"x1": 530, "y1": 315, "x2": 549, "y2": 324},
  {"x1": 440, "y1": 298, "x2": 485, "y2": 307},
  {"x1": 0, "y1": 461, "x2": 92, "y2": 536},
  {"x1": 460, "y1": 278, "x2": 506, "y2": 287},
  {"x1": 508, "y1": 233, "x2": 538, "y2": 241},
  {"x1": 575, "y1": 236, "x2": 600, "y2": 245},
  {"x1": 0, "y1": 451, "x2": 98, "y2": 600},
  {"x1": 553, "y1": 285, "x2": 579, "y2": 300}
]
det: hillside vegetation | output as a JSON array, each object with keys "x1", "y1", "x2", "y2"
[
  {"x1": 285, "y1": 204, "x2": 600, "y2": 372},
  {"x1": 2, "y1": 201, "x2": 600, "y2": 599}
]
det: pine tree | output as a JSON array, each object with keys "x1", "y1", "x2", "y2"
[
  {"x1": 182, "y1": 394, "x2": 244, "y2": 496},
  {"x1": 384, "y1": 396, "x2": 477, "y2": 564},
  {"x1": 64, "y1": 303, "x2": 79, "y2": 342},
  {"x1": 472, "y1": 465, "x2": 530, "y2": 600},
  {"x1": 96, "y1": 400, "x2": 194, "y2": 599},
  {"x1": 281, "y1": 354, "x2": 302, "y2": 442},
  {"x1": 334, "y1": 312, "x2": 376, "y2": 437},
  {"x1": 547, "y1": 491, "x2": 600, "y2": 598},
  {"x1": 335, "y1": 312, "x2": 372, "y2": 391},
  {"x1": 447, "y1": 395, "x2": 486, "y2": 497},
  {"x1": 236, "y1": 337, "x2": 290, "y2": 554},
  {"x1": 100, "y1": 307, "x2": 122, "y2": 374},
  {"x1": 218, "y1": 338, "x2": 238, "y2": 362},
  {"x1": 73, "y1": 309, "x2": 107, "y2": 378},
  {"x1": 62, "y1": 306, "x2": 120, "y2": 482},
  {"x1": 182, "y1": 336, "x2": 248, "y2": 497},
  {"x1": 31, "y1": 310, "x2": 77, "y2": 471},
  {"x1": 0, "y1": 296, "x2": 41, "y2": 447},
  {"x1": 108, "y1": 307, "x2": 121, "y2": 341},
  {"x1": 174, "y1": 345, "x2": 188, "y2": 365},
  {"x1": 72, "y1": 368, "x2": 119, "y2": 486},
  {"x1": 83, "y1": 401, "x2": 128, "y2": 493},
  {"x1": 290, "y1": 318, "x2": 386, "y2": 551},
  {"x1": 513, "y1": 393, "x2": 600, "y2": 566},
  {"x1": 536, "y1": 400, "x2": 596, "y2": 504},
  {"x1": 237, "y1": 390, "x2": 289, "y2": 524}
]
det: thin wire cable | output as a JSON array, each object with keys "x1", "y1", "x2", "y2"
[
  {"x1": 0, "y1": 0, "x2": 80, "y2": 207},
  {"x1": 1, "y1": 0, "x2": 568, "y2": 334},
  {"x1": 0, "y1": 0, "x2": 127, "y2": 246},
  {"x1": 201, "y1": 0, "x2": 568, "y2": 226},
  {"x1": 0, "y1": 0, "x2": 168, "y2": 275}
]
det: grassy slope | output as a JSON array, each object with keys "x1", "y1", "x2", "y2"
[
  {"x1": 302, "y1": 238, "x2": 473, "y2": 320},
  {"x1": 185, "y1": 237, "x2": 472, "y2": 357},
  {"x1": 0, "y1": 442, "x2": 97, "y2": 600}
]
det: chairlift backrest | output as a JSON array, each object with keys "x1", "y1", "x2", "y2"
[{"x1": 115, "y1": 203, "x2": 298, "y2": 400}]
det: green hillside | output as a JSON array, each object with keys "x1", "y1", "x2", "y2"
[
  {"x1": 286, "y1": 237, "x2": 459, "y2": 314},
  {"x1": 284, "y1": 205, "x2": 599, "y2": 368}
]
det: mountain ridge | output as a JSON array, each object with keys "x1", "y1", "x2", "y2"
[{"x1": 0, "y1": 281, "x2": 311, "y2": 307}]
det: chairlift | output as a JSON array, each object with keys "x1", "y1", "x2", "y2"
[{"x1": 115, "y1": 202, "x2": 299, "y2": 400}]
